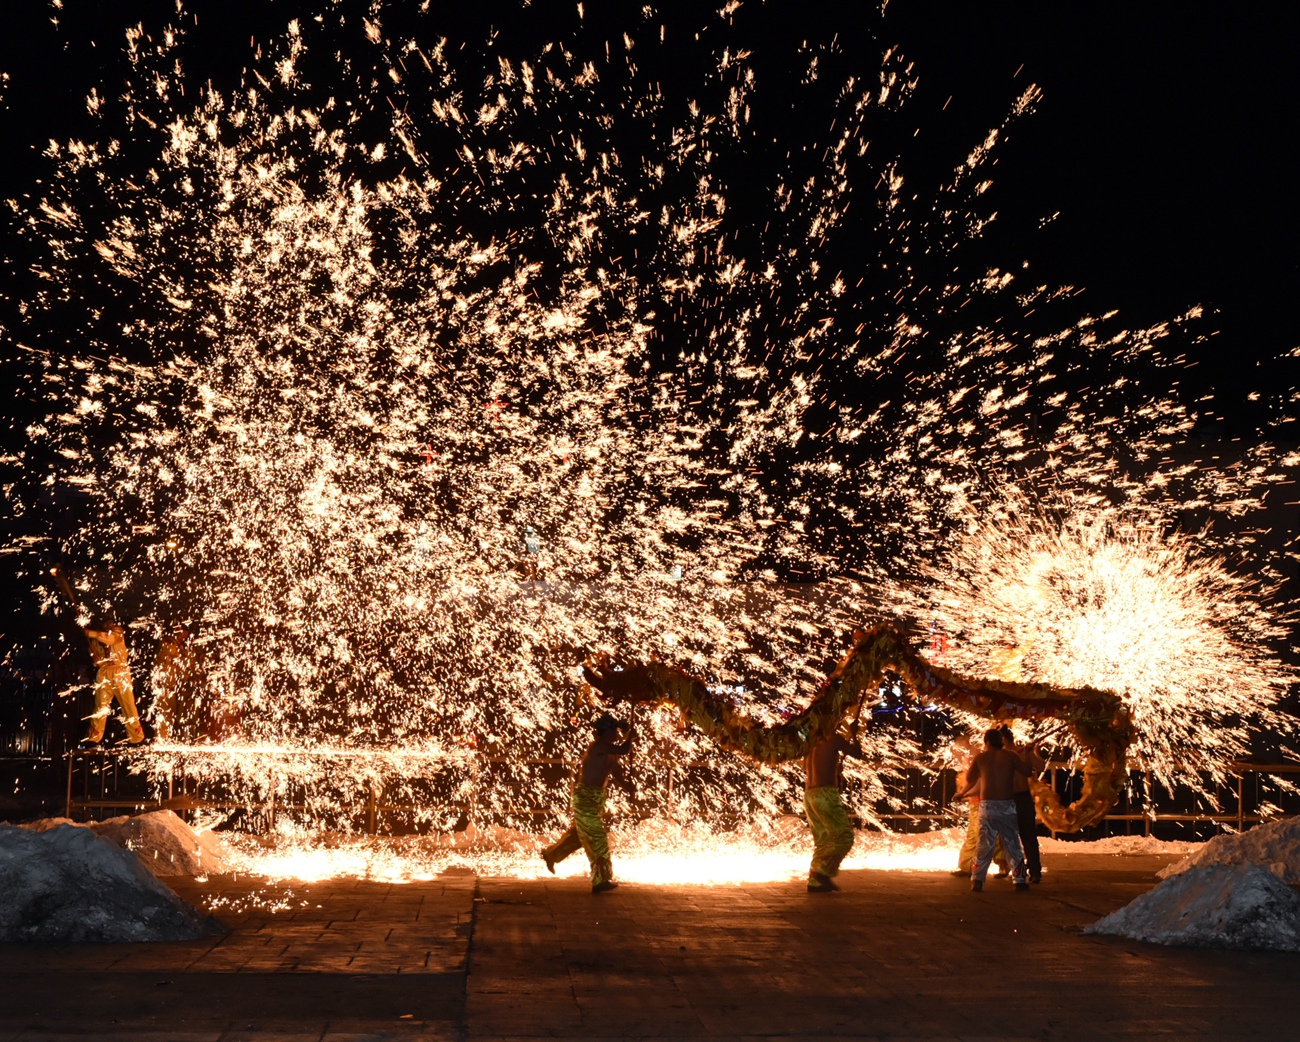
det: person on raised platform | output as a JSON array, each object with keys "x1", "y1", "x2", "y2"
[
  {"x1": 150, "y1": 626, "x2": 201, "y2": 741},
  {"x1": 955, "y1": 727, "x2": 1035, "y2": 892},
  {"x1": 541, "y1": 713, "x2": 634, "y2": 893},
  {"x1": 804, "y1": 720, "x2": 868, "y2": 893},
  {"x1": 82, "y1": 617, "x2": 145, "y2": 745}
]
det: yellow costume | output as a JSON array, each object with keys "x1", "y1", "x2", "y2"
[
  {"x1": 84, "y1": 625, "x2": 144, "y2": 744},
  {"x1": 542, "y1": 784, "x2": 614, "y2": 890},
  {"x1": 805, "y1": 785, "x2": 854, "y2": 883},
  {"x1": 150, "y1": 635, "x2": 200, "y2": 741}
]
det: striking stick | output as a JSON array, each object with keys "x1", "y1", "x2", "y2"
[{"x1": 50, "y1": 565, "x2": 80, "y2": 610}]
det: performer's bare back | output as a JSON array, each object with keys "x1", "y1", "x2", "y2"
[{"x1": 965, "y1": 748, "x2": 1033, "y2": 801}]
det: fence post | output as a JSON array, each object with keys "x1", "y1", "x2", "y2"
[
  {"x1": 1237, "y1": 772, "x2": 1244, "y2": 832},
  {"x1": 1143, "y1": 771, "x2": 1152, "y2": 837},
  {"x1": 64, "y1": 750, "x2": 74, "y2": 819}
]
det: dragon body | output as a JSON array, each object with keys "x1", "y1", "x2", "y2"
[{"x1": 583, "y1": 622, "x2": 1132, "y2": 832}]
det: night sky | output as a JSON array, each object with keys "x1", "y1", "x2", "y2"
[
  {"x1": 3, "y1": 2, "x2": 1296, "y2": 432},
  {"x1": 0, "y1": 1, "x2": 1296, "y2": 777},
  {"x1": 1, "y1": 0, "x2": 1298, "y2": 635}
]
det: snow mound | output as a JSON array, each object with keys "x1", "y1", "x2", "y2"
[
  {"x1": 0, "y1": 823, "x2": 219, "y2": 943},
  {"x1": 1085, "y1": 862, "x2": 1300, "y2": 951},
  {"x1": 1158, "y1": 817, "x2": 1300, "y2": 884},
  {"x1": 17, "y1": 810, "x2": 227, "y2": 877},
  {"x1": 91, "y1": 810, "x2": 228, "y2": 876},
  {"x1": 1042, "y1": 834, "x2": 1200, "y2": 857},
  {"x1": 19, "y1": 816, "x2": 79, "y2": 832}
]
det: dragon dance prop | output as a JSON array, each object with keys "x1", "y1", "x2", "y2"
[{"x1": 582, "y1": 622, "x2": 1133, "y2": 832}]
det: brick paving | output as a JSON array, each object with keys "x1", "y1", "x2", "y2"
[{"x1": 1, "y1": 854, "x2": 1298, "y2": 1041}]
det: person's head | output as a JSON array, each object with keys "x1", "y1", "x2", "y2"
[
  {"x1": 984, "y1": 727, "x2": 1004, "y2": 749},
  {"x1": 998, "y1": 725, "x2": 1016, "y2": 748},
  {"x1": 592, "y1": 713, "x2": 627, "y2": 739}
]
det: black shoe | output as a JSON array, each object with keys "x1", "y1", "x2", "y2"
[
  {"x1": 970, "y1": 880, "x2": 983, "y2": 892},
  {"x1": 950, "y1": 869, "x2": 969, "y2": 877},
  {"x1": 1014, "y1": 880, "x2": 1030, "y2": 891},
  {"x1": 807, "y1": 872, "x2": 835, "y2": 893},
  {"x1": 1029, "y1": 873, "x2": 1042, "y2": 884},
  {"x1": 592, "y1": 880, "x2": 618, "y2": 893}
]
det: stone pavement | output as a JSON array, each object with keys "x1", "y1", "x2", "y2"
[{"x1": 1, "y1": 855, "x2": 1298, "y2": 1041}]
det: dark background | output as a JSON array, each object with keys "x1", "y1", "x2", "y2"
[
  {"x1": 0, "y1": 2, "x2": 1297, "y2": 815},
  {"x1": 2, "y1": 2, "x2": 1297, "y2": 419}
]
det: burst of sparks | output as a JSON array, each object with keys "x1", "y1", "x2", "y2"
[
  {"x1": 905, "y1": 497, "x2": 1298, "y2": 792},
  {"x1": 2, "y1": 3, "x2": 1295, "y2": 851}
]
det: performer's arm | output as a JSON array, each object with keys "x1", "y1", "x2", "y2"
[
  {"x1": 834, "y1": 734, "x2": 868, "y2": 761},
  {"x1": 609, "y1": 723, "x2": 635, "y2": 756}
]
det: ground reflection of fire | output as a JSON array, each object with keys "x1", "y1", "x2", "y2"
[{"x1": 217, "y1": 825, "x2": 964, "y2": 887}]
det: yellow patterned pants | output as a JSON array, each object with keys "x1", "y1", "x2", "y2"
[
  {"x1": 805, "y1": 786, "x2": 854, "y2": 882},
  {"x1": 543, "y1": 785, "x2": 613, "y2": 889},
  {"x1": 86, "y1": 666, "x2": 145, "y2": 744},
  {"x1": 957, "y1": 798, "x2": 1006, "y2": 873}
]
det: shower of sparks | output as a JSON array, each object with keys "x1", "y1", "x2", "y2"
[
  {"x1": 3, "y1": 2, "x2": 1296, "y2": 852},
  {"x1": 900, "y1": 497, "x2": 1299, "y2": 793}
]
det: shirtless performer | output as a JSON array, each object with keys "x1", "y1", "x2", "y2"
[
  {"x1": 948, "y1": 733, "x2": 1009, "y2": 878},
  {"x1": 955, "y1": 727, "x2": 1035, "y2": 891},
  {"x1": 541, "y1": 713, "x2": 634, "y2": 893},
  {"x1": 804, "y1": 722, "x2": 868, "y2": 893},
  {"x1": 83, "y1": 618, "x2": 145, "y2": 745}
]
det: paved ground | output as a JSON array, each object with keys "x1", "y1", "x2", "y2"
[{"x1": 1, "y1": 854, "x2": 1298, "y2": 1041}]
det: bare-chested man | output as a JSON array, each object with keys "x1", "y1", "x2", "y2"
[
  {"x1": 955, "y1": 727, "x2": 1035, "y2": 891},
  {"x1": 948, "y1": 733, "x2": 1009, "y2": 878},
  {"x1": 541, "y1": 713, "x2": 633, "y2": 893},
  {"x1": 804, "y1": 722, "x2": 868, "y2": 893}
]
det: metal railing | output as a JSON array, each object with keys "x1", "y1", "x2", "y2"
[{"x1": 57, "y1": 746, "x2": 1300, "y2": 836}]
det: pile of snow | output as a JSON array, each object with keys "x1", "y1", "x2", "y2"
[
  {"x1": 1042, "y1": 834, "x2": 1200, "y2": 857},
  {"x1": 1158, "y1": 816, "x2": 1300, "y2": 884},
  {"x1": 0, "y1": 823, "x2": 219, "y2": 943},
  {"x1": 20, "y1": 810, "x2": 227, "y2": 876},
  {"x1": 1086, "y1": 861, "x2": 1300, "y2": 951}
]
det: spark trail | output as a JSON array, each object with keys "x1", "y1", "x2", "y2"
[{"x1": 2, "y1": 2, "x2": 1294, "y2": 841}]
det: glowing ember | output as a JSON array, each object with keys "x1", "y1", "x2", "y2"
[{"x1": 3, "y1": 4, "x2": 1294, "y2": 845}]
